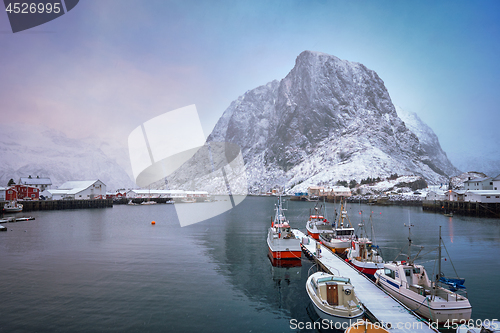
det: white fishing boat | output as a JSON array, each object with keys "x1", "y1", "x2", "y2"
[
  {"x1": 3, "y1": 201, "x2": 23, "y2": 213},
  {"x1": 267, "y1": 197, "x2": 301, "y2": 260},
  {"x1": 345, "y1": 213, "x2": 384, "y2": 278},
  {"x1": 305, "y1": 203, "x2": 333, "y2": 240},
  {"x1": 374, "y1": 225, "x2": 471, "y2": 323},
  {"x1": 320, "y1": 200, "x2": 355, "y2": 254},
  {"x1": 306, "y1": 272, "x2": 364, "y2": 325},
  {"x1": 127, "y1": 200, "x2": 138, "y2": 206}
]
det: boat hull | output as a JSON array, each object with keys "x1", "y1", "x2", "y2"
[
  {"x1": 375, "y1": 272, "x2": 472, "y2": 323},
  {"x1": 267, "y1": 229, "x2": 301, "y2": 260},
  {"x1": 306, "y1": 273, "x2": 364, "y2": 326},
  {"x1": 307, "y1": 230, "x2": 319, "y2": 240},
  {"x1": 347, "y1": 259, "x2": 384, "y2": 278}
]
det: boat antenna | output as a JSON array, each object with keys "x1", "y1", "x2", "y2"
[
  {"x1": 437, "y1": 225, "x2": 442, "y2": 284},
  {"x1": 404, "y1": 222, "x2": 414, "y2": 263}
]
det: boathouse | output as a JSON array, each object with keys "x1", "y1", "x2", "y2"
[{"x1": 41, "y1": 180, "x2": 107, "y2": 200}]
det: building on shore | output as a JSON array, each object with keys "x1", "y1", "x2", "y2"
[
  {"x1": 126, "y1": 189, "x2": 186, "y2": 200},
  {"x1": 0, "y1": 187, "x2": 18, "y2": 201},
  {"x1": 464, "y1": 176, "x2": 494, "y2": 190},
  {"x1": 19, "y1": 176, "x2": 52, "y2": 191},
  {"x1": 463, "y1": 190, "x2": 500, "y2": 203},
  {"x1": 41, "y1": 180, "x2": 106, "y2": 200},
  {"x1": 13, "y1": 184, "x2": 40, "y2": 200}
]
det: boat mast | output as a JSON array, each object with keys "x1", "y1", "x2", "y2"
[{"x1": 438, "y1": 225, "x2": 442, "y2": 284}]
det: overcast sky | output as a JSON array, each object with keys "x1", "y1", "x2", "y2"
[{"x1": 1, "y1": 0, "x2": 499, "y2": 171}]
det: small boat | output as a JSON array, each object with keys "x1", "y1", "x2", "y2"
[
  {"x1": 374, "y1": 225, "x2": 471, "y2": 323},
  {"x1": 3, "y1": 201, "x2": 23, "y2": 213},
  {"x1": 305, "y1": 203, "x2": 333, "y2": 240},
  {"x1": 140, "y1": 200, "x2": 157, "y2": 205},
  {"x1": 443, "y1": 212, "x2": 453, "y2": 217},
  {"x1": 456, "y1": 323, "x2": 500, "y2": 333},
  {"x1": 127, "y1": 200, "x2": 138, "y2": 205},
  {"x1": 306, "y1": 272, "x2": 364, "y2": 326},
  {"x1": 267, "y1": 196, "x2": 301, "y2": 260},
  {"x1": 181, "y1": 197, "x2": 196, "y2": 203},
  {"x1": 345, "y1": 321, "x2": 390, "y2": 333},
  {"x1": 320, "y1": 200, "x2": 355, "y2": 254},
  {"x1": 345, "y1": 213, "x2": 384, "y2": 278}
]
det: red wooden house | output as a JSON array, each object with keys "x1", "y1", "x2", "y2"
[{"x1": 13, "y1": 184, "x2": 40, "y2": 200}]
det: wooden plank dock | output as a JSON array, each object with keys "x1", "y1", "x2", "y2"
[{"x1": 292, "y1": 229, "x2": 439, "y2": 333}]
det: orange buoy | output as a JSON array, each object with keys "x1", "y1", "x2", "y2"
[{"x1": 151, "y1": 221, "x2": 156, "y2": 225}]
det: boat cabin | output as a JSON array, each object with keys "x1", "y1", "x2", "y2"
[
  {"x1": 381, "y1": 262, "x2": 432, "y2": 294},
  {"x1": 308, "y1": 274, "x2": 357, "y2": 308}
]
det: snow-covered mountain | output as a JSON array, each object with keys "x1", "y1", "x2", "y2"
[
  {"x1": 0, "y1": 123, "x2": 135, "y2": 191},
  {"x1": 205, "y1": 51, "x2": 458, "y2": 193},
  {"x1": 395, "y1": 106, "x2": 460, "y2": 177}
]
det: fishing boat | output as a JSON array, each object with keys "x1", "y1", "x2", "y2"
[
  {"x1": 267, "y1": 197, "x2": 301, "y2": 260},
  {"x1": 319, "y1": 200, "x2": 355, "y2": 254},
  {"x1": 306, "y1": 272, "x2": 364, "y2": 325},
  {"x1": 3, "y1": 201, "x2": 23, "y2": 213},
  {"x1": 345, "y1": 321, "x2": 390, "y2": 333},
  {"x1": 374, "y1": 225, "x2": 471, "y2": 323},
  {"x1": 345, "y1": 213, "x2": 384, "y2": 278},
  {"x1": 127, "y1": 200, "x2": 138, "y2": 206},
  {"x1": 305, "y1": 203, "x2": 333, "y2": 240}
]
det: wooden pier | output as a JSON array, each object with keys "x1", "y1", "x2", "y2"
[
  {"x1": 1, "y1": 199, "x2": 113, "y2": 212},
  {"x1": 292, "y1": 229, "x2": 439, "y2": 333},
  {"x1": 423, "y1": 200, "x2": 500, "y2": 218}
]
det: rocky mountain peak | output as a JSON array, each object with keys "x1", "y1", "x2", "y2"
[{"x1": 204, "y1": 51, "x2": 458, "y2": 193}]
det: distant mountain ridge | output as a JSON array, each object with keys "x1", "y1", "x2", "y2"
[
  {"x1": 0, "y1": 123, "x2": 135, "y2": 191},
  {"x1": 207, "y1": 50, "x2": 459, "y2": 193}
]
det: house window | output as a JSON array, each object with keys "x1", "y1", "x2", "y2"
[
  {"x1": 8, "y1": 190, "x2": 12, "y2": 194},
  {"x1": 496, "y1": 196, "x2": 499, "y2": 198},
  {"x1": 486, "y1": 196, "x2": 490, "y2": 198},
  {"x1": 31, "y1": 194, "x2": 35, "y2": 198},
  {"x1": 34, "y1": 189, "x2": 37, "y2": 192}
]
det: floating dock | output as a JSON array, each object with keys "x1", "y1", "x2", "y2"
[{"x1": 293, "y1": 229, "x2": 439, "y2": 333}]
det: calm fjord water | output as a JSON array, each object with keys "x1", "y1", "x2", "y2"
[{"x1": 0, "y1": 197, "x2": 499, "y2": 332}]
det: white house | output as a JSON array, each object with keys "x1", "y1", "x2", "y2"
[
  {"x1": 463, "y1": 190, "x2": 500, "y2": 203},
  {"x1": 425, "y1": 190, "x2": 447, "y2": 201},
  {"x1": 0, "y1": 187, "x2": 6, "y2": 200},
  {"x1": 41, "y1": 180, "x2": 107, "y2": 200},
  {"x1": 463, "y1": 177, "x2": 493, "y2": 190},
  {"x1": 448, "y1": 190, "x2": 466, "y2": 202},
  {"x1": 19, "y1": 176, "x2": 52, "y2": 191},
  {"x1": 493, "y1": 174, "x2": 500, "y2": 191}
]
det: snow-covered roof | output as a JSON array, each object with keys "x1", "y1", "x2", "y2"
[
  {"x1": 19, "y1": 177, "x2": 52, "y2": 185},
  {"x1": 464, "y1": 177, "x2": 491, "y2": 183},
  {"x1": 493, "y1": 174, "x2": 500, "y2": 181},
  {"x1": 56, "y1": 180, "x2": 105, "y2": 195},
  {"x1": 465, "y1": 190, "x2": 500, "y2": 195},
  {"x1": 43, "y1": 189, "x2": 70, "y2": 195},
  {"x1": 128, "y1": 189, "x2": 186, "y2": 195}
]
